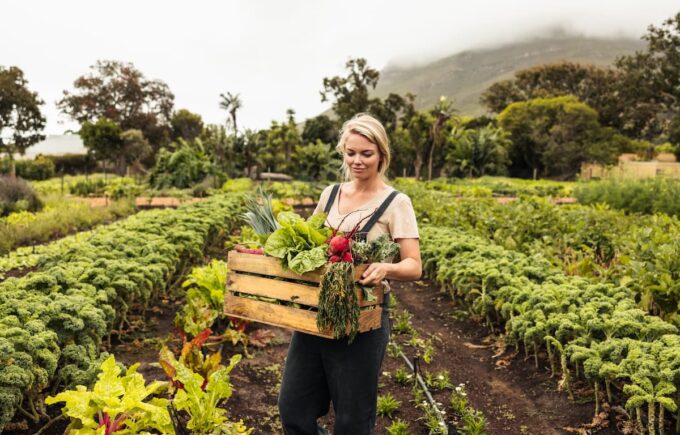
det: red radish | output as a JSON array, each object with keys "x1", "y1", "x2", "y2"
[
  {"x1": 235, "y1": 245, "x2": 264, "y2": 255},
  {"x1": 342, "y1": 251, "x2": 353, "y2": 262},
  {"x1": 330, "y1": 255, "x2": 341, "y2": 263},
  {"x1": 328, "y1": 235, "x2": 350, "y2": 254}
]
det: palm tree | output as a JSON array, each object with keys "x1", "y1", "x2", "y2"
[{"x1": 219, "y1": 92, "x2": 242, "y2": 135}]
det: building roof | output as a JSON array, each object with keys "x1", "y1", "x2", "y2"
[{"x1": 16, "y1": 134, "x2": 87, "y2": 160}]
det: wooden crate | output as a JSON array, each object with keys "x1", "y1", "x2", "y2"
[{"x1": 224, "y1": 251, "x2": 383, "y2": 338}]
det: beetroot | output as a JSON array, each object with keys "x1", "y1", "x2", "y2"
[
  {"x1": 330, "y1": 255, "x2": 341, "y2": 263},
  {"x1": 342, "y1": 251, "x2": 353, "y2": 263},
  {"x1": 328, "y1": 235, "x2": 350, "y2": 254}
]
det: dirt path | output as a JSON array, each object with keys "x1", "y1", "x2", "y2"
[
  {"x1": 224, "y1": 279, "x2": 617, "y2": 434},
  {"x1": 388, "y1": 280, "x2": 617, "y2": 435}
]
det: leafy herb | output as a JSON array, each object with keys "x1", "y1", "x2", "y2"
[
  {"x1": 264, "y1": 211, "x2": 331, "y2": 274},
  {"x1": 317, "y1": 261, "x2": 360, "y2": 341}
]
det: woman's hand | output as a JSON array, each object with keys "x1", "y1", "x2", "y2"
[{"x1": 359, "y1": 263, "x2": 394, "y2": 286}]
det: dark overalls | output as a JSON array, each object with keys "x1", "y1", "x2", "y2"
[{"x1": 278, "y1": 185, "x2": 400, "y2": 435}]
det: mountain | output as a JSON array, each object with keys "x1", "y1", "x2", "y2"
[{"x1": 373, "y1": 35, "x2": 646, "y2": 116}]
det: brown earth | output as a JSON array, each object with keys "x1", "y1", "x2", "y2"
[
  {"x1": 223, "y1": 279, "x2": 621, "y2": 434},
  {"x1": 9, "y1": 279, "x2": 620, "y2": 435}
]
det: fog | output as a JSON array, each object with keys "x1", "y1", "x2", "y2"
[{"x1": 1, "y1": 0, "x2": 677, "y2": 134}]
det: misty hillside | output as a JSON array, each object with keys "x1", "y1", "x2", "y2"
[{"x1": 373, "y1": 35, "x2": 646, "y2": 115}]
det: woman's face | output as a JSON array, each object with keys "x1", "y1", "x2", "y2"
[{"x1": 344, "y1": 133, "x2": 382, "y2": 180}]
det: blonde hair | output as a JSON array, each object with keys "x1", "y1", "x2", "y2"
[{"x1": 336, "y1": 113, "x2": 391, "y2": 181}]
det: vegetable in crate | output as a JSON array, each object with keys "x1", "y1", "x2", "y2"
[
  {"x1": 241, "y1": 186, "x2": 279, "y2": 236},
  {"x1": 264, "y1": 211, "x2": 332, "y2": 274}
]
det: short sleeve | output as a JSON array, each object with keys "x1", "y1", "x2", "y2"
[
  {"x1": 388, "y1": 193, "x2": 419, "y2": 239},
  {"x1": 313, "y1": 185, "x2": 334, "y2": 216}
]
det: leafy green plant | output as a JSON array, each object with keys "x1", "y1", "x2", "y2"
[
  {"x1": 45, "y1": 355, "x2": 172, "y2": 434},
  {"x1": 392, "y1": 310, "x2": 415, "y2": 335},
  {"x1": 425, "y1": 370, "x2": 452, "y2": 391},
  {"x1": 264, "y1": 211, "x2": 330, "y2": 274},
  {"x1": 386, "y1": 418, "x2": 411, "y2": 435},
  {"x1": 376, "y1": 393, "x2": 401, "y2": 418},
  {"x1": 175, "y1": 259, "x2": 229, "y2": 336},
  {"x1": 394, "y1": 367, "x2": 412, "y2": 385},
  {"x1": 171, "y1": 354, "x2": 251, "y2": 434}
]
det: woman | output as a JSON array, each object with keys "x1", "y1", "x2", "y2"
[{"x1": 278, "y1": 113, "x2": 422, "y2": 435}]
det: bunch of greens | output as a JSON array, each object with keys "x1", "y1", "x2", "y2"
[
  {"x1": 351, "y1": 234, "x2": 401, "y2": 264},
  {"x1": 241, "y1": 187, "x2": 279, "y2": 237},
  {"x1": 264, "y1": 212, "x2": 332, "y2": 274},
  {"x1": 317, "y1": 261, "x2": 360, "y2": 341}
]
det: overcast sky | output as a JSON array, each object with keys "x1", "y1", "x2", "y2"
[{"x1": 2, "y1": 1, "x2": 678, "y2": 135}]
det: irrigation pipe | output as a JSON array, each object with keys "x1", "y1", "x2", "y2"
[{"x1": 393, "y1": 342, "x2": 449, "y2": 432}]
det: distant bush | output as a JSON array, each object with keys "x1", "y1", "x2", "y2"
[
  {"x1": 575, "y1": 178, "x2": 680, "y2": 217},
  {"x1": 0, "y1": 156, "x2": 56, "y2": 180},
  {"x1": 70, "y1": 179, "x2": 107, "y2": 196},
  {"x1": 0, "y1": 176, "x2": 43, "y2": 217},
  {"x1": 149, "y1": 142, "x2": 215, "y2": 189},
  {"x1": 45, "y1": 153, "x2": 99, "y2": 175},
  {"x1": 221, "y1": 177, "x2": 254, "y2": 193}
]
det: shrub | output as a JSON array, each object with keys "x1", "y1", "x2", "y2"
[
  {"x1": 149, "y1": 141, "x2": 215, "y2": 189},
  {"x1": 0, "y1": 156, "x2": 56, "y2": 180},
  {"x1": 45, "y1": 153, "x2": 99, "y2": 175},
  {"x1": 575, "y1": 178, "x2": 680, "y2": 217},
  {"x1": 0, "y1": 176, "x2": 42, "y2": 217}
]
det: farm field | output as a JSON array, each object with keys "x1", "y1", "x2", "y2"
[{"x1": 2, "y1": 177, "x2": 679, "y2": 434}]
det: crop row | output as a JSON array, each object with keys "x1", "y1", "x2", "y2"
[
  {"x1": 420, "y1": 225, "x2": 680, "y2": 434},
  {"x1": 398, "y1": 183, "x2": 680, "y2": 321},
  {"x1": 0, "y1": 194, "x2": 244, "y2": 431}
]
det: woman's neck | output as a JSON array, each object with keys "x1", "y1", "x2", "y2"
[{"x1": 349, "y1": 176, "x2": 387, "y2": 194}]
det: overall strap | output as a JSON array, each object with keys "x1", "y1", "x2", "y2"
[
  {"x1": 358, "y1": 190, "x2": 401, "y2": 239},
  {"x1": 323, "y1": 184, "x2": 341, "y2": 214}
]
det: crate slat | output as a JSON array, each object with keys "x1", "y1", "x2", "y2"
[
  {"x1": 224, "y1": 294, "x2": 383, "y2": 339},
  {"x1": 228, "y1": 251, "x2": 369, "y2": 283},
  {"x1": 228, "y1": 273, "x2": 320, "y2": 306},
  {"x1": 228, "y1": 272, "x2": 384, "y2": 308}
]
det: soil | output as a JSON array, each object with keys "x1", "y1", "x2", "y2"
[
  {"x1": 203, "y1": 280, "x2": 624, "y2": 434},
  {"x1": 7, "y1": 279, "x2": 621, "y2": 435}
]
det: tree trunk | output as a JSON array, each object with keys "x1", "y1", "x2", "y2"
[
  {"x1": 427, "y1": 141, "x2": 435, "y2": 181},
  {"x1": 414, "y1": 152, "x2": 423, "y2": 180},
  {"x1": 115, "y1": 155, "x2": 127, "y2": 176},
  {"x1": 9, "y1": 157, "x2": 16, "y2": 178}
]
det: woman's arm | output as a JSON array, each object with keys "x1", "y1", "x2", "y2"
[{"x1": 358, "y1": 238, "x2": 422, "y2": 285}]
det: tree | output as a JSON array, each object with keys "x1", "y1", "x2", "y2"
[
  {"x1": 302, "y1": 114, "x2": 338, "y2": 145},
  {"x1": 498, "y1": 95, "x2": 627, "y2": 178},
  {"x1": 428, "y1": 96, "x2": 457, "y2": 180},
  {"x1": 405, "y1": 111, "x2": 434, "y2": 180},
  {"x1": 0, "y1": 66, "x2": 46, "y2": 177},
  {"x1": 291, "y1": 140, "x2": 341, "y2": 180},
  {"x1": 120, "y1": 129, "x2": 152, "y2": 170},
  {"x1": 58, "y1": 60, "x2": 174, "y2": 149},
  {"x1": 260, "y1": 111, "x2": 302, "y2": 173},
  {"x1": 219, "y1": 92, "x2": 242, "y2": 135},
  {"x1": 615, "y1": 12, "x2": 680, "y2": 140},
  {"x1": 444, "y1": 125, "x2": 510, "y2": 177},
  {"x1": 148, "y1": 139, "x2": 213, "y2": 188},
  {"x1": 171, "y1": 109, "x2": 203, "y2": 141},
  {"x1": 480, "y1": 62, "x2": 622, "y2": 130},
  {"x1": 200, "y1": 124, "x2": 235, "y2": 175},
  {"x1": 320, "y1": 58, "x2": 380, "y2": 121},
  {"x1": 79, "y1": 118, "x2": 123, "y2": 172}
]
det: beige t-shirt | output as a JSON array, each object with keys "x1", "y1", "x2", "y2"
[{"x1": 313, "y1": 183, "x2": 420, "y2": 242}]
